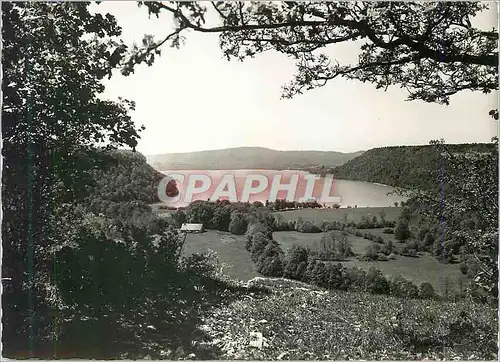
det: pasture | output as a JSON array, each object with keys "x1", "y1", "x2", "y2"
[
  {"x1": 182, "y1": 230, "x2": 259, "y2": 281},
  {"x1": 274, "y1": 206, "x2": 402, "y2": 223},
  {"x1": 273, "y1": 230, "x2": 371, "y2": 255},
  {"x1": 272, "y1": 230, "x2": 464, "y2": 293}
]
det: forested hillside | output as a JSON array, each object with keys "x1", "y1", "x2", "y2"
[
  {"x1": 90, "y1": 149, "x2": 164, "y2": 204},
  {"x1": 333, "y1": 143, "x2": 495, "y2": 190},
  {"x1": 83, "y1": 150, "x2": 167, "y2": 233}
]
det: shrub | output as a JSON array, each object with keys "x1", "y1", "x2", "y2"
[
  {"x1": 305, "y1": 259, "x2": 320, "y2": 283},
  {"x1": 295, "y1": 261, "x2": 307, "y2": 281},
  {"x1": 298, "y1": 220, "x2": 322, "y2": 233},
  {"x1": 228, "y1": 212, "x2": 249, "y2": 235},
  {"x1": 424, "y1": 232, "x2": 435, "y2": 246},
  {"x1": 310, "y1": 261, "x2": 329, "y2": 288},
  {"x1": 365, "y1": 267, "x2": 390, "y2": 294},
  {"x1": 419, "y1": 282, "x2": 436, "y2": 299},
  {"x1": 210, "y1": 206, "x2": 232, "y2": 231},
  {"x1": 346, "y1": 267, "x2": 366, "y2": 291},
  {"x1": 380, "y1": 239, "x2": 394, "y2": 255},
  {"x1": 337, "y1": 232, "x2": 354, "y2": 258},
  {"x1": 250, "y1": 232, "x2": 271, "y2": 262},
  {"x1": 361, "y1": 243, "x2": 380, "y2": 261},
  {"x1": 394, "y1": 219, "x2": 411, "y2": 241},
  {"x1": 245, "y1": 223, "x2": 272, "y2": 251},
  {"x1": 377, "y1": 253, "x2": 389, "y2": 261},
  {"x1": 172, "y1": 210, "x2": 186, "y2": 227},
  {"x1": 257, "y1": 242, "x2": 284, "y2": 277},
  {"x1": 389, "y1": 275, "x2": 419, "y2": 298},
  {"x1": 401, "y1": 246, "x2": 418, "y2": 257},
  {"x1": 283, "y1": 245, "x2": 309, "y2": 280}
]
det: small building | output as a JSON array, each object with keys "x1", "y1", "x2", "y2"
[{"x1": 180, "y1": 223, "x2": 204, "y2": 233}]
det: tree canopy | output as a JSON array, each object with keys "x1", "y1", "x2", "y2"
[
  {"x1": 124, "y1": 1, "x2": 497, "y2": 107},
  {"x1": 2, "y1": 2, "x2": 143, "y2": 354}
]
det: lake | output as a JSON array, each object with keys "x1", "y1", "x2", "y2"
[{"x1": 158, "y1": 169, "x2": 407, "y2": 208}]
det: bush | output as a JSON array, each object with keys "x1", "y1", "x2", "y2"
[
  {"x1": 283, "y1": 245, "x2": 310, "y2": 280},
  {"x1": 228, "y1": 212, "x2": 248, "y2": 235},
  {"x1": 345, "y1": 267, "x2": 366, "y2": 291},
  {"x1": 361, "y1": 243, "x2": 380, "y2": 261},
  {"x1": 380, "y1": 239, "x2": 394, "y2": 255},
  {"x1": 389, "y1": 275, "x2": 419, "y2": 298},
  {"x1": 377, "y1": 253, "x2": 389, "y2": 261},
  {"x1": 295, "y1": 261, "x2": 307, "y2": 281},
  {"x1": 52, "y1": 226, "x2": 225, "y2": 356},
  {"x1": 257, "y1": 242, "x2": 284, "y2": 277},
  {"x1": 394, "y1": 219, "x2": 411, "y2": 241},
  {"x1": 326, "y1": 263, "x2": 345, "y2": 290},
  {"x1": 419, "y1": 282, "x2": 436, "y2": 299},
  {"x1": 172, "y1": 210, "x2": 186, "y2": 227},
  {"x1": 245, "y1": 223, "x2": 272, "y2": 251},
  {"x1": 210, "y1": 206, "x2": 232, "y2": 231},
  {"x1": 383, "y1": 227, "x2": 394, "y2": 234},
  {"x1": 365, "y1": 267, "x2": 390, "y2": 294},
  {"x1": 297, "y1": 220, "x2": 322, "y2": 233},
  {"x1": 310, "y1": 261, "x2": 329, "y2": 288},
  {"x1": 250, "y1": 232, "x2": 271, "y2": 262}
]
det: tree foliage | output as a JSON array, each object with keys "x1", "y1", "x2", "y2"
[
  {"x1": 128, "y1": 1, "x2": 497, "y2": 106},
  {"x1": 2, "y1": 2, "x2": 145, "y2": 354},
  {"x1": 400, "y1": 140, "x2": 498, "y2": 300}
]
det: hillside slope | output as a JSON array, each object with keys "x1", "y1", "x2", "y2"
[
  {"x1": 333, "y1": 143, "x2": 495, "y2": 190},
  {"x1": 146, "y1": 147, "x2": 364, "y2": 170},
  {"x1": 194, "y1": 277, "x2": 497, "y2": 360}
]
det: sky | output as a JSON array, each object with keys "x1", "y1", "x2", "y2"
[{"x1": 94, "y1": 2, "x2": 499, "y2": 156}]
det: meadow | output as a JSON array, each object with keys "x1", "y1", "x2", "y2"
[
  {"x1": 274, "y1": 206, "x2": 402, "y2": 223},
  {"x1": 183, "y1": 230, "x2": 259, "y2": 281},
  {"x1": 272, "y1": 230, "x2": 464, "y2": 293},
  {"x1": 182, "y1": 226, "x2": 464, "y2": 294}
]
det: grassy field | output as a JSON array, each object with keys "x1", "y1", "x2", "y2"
[
  {"x1": 272, "y1": 230, "x2": 464, "y2": 293},
  {"x1": 273, "y1": 230, "x2": 371, "y2": 255},
  {"x1": 274, "y1": 206, "x2": 402, "y2": 223},
  {"x1": 183, "y1": 230, "x2": 259, "y2": 281}
]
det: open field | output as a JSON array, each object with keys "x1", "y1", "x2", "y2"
[
  {"x1": 274, "y1": 206, "x2": 402, "y2": 223},
  {"x1": 273, "y1": 230, "x2": 371, "y2": 255},
  {"x1": 182, "y1": 230, "x2": 258, "y2": 281},
  {"x1": 272, "y1": 230, "x2": 464, "y2": 293},
  {"x1": 340, "y1": 255, "x2": 465, "y2": 294},
  {"x1": 183, "y1": 229, "x2": 465, "y2": 293}
]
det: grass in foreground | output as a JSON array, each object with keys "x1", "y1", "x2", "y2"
[{"x1": 197, "y1": 277, "x2": 497, "y2": 360}]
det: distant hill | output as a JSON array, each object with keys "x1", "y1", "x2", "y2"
[
  {"x1": 146, "y1": 147, "x2": 364, "y2": 171},
  {"x1": 333, "y1": 143, "x2": 496, "y2": 190}
]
